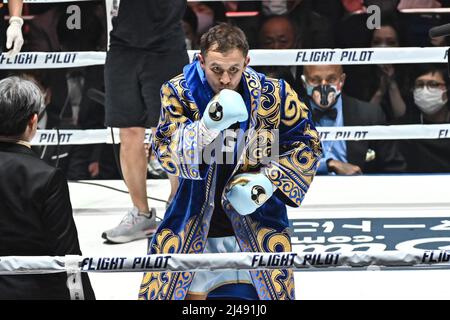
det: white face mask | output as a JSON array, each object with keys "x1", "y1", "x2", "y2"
[
  {"x1": 262, "y1": 0, "x2": 288, "y2": 15},
  {"x1": 413, "y1": 87, "x2": 447, "y2": 115}
]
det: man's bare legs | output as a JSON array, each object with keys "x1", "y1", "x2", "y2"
[
  {"x1": 120, "y1": 127, "x2": 149, "y2": 213},
  {"x1": 101, "y1": 126, "x2": 155, "y2": 243}
]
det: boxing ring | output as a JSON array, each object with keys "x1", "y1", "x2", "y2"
[
  {"x1": 1, "y1": 0, "x2": 450, "y2": 300},
  {"x1": 64, "y1": 175, "x2": 450, "y2": 299},
  {"x1": 2, "y1": 175, "x2": 449, "y2": 299}
]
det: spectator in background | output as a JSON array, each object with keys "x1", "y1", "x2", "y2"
[
  {"x1": 258, "y1": 14, "x2": 298, "y2": 49},
  {"x1": 399, "y1": 64, "x2": 450, "y2": 172},
  {"x1": 261, "y1": 0, "x2": 294, "y2": 15},
  {"x1": 37, "y1": 3, "x2": 119, "y2": 181},
  {"x1": 257, "y1": 15, "x2": 299, "y2": 93},
  {"x1": 13, "y1": 3, "x2": 118, "y2": 181},
  {"x1": 0, "y1": 76, "x2": 95, "y2": 299},
  {"x1": 271, "y1": 0, "x2": 336, "y2": 49},
  {"x1": 55, "y1": 3, "x2": 106, "y2": 127},
  {"x1": 20, "y1": 67, "x2": 119, "y2": 180},
  {"x1": 368, "y1": 20, "x2": 408, "y2": 121},
  {"x1": 24, "y1": 2, "x2": 109, "y2": 142},
  {"x1": 344, "y1": 18, "x2": 409, "y2": 123},
  {"x1": 302, "y1": 64, "x2": 406, "y2": 175},
  {"x1": 226, "y1": 0, "x2": 336, "y2": 49}
]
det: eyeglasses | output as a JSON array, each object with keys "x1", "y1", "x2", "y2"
[{"x1": 414, "y1": 80, "x2": 446, "y2": 90}]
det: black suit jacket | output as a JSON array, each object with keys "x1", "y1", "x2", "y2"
[
  {"x1": 0, "y1": 142, "x2": 95, "y2": 299},
  {"x1": 341, "y1": 95, "x2": 406, "y2": 173}
]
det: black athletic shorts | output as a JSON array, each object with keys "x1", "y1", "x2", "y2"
[{"x1": 104, "y1": 46, "x2": 189, "y2": 128}]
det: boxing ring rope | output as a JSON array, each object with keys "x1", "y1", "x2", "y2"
[
  {"x1": 1, "y1": 47, "x2": 449, "y2": 69},
  {"x1": 8, "y1": 46, "x2": 444, "y2": 146},
  {"x1": 1, "y1": 250, "x2": 449, "y2": 276},
  {"x1": 2, "y1": 250, "x2": 450, "y2": 299},
  {"x1": 4, "y1": 48, "x2": 448, "y2": 146},
  {"x1": 30, "y1": 124, "x2": 450, "y2": 146}
]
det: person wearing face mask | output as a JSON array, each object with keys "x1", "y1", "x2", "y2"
[
  {"x1": 303, "y1": 64, "x2": 406, "y2": 175},
  {"x1": 414, "y1": 84, "x2": 448, "y2": 116},
  {"x1": 399, "y1": 64, "x2": 450, "y2": 172},
  {"x1": 262, "y1": 0, "x2": 290, "y2": 15}
]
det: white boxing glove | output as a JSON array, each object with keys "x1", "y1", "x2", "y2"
[
  {"x1": 225, "y1": 172, "x2": 274, "y2": 216},
  {"x1": 202, "y1": 89, "x2": 248, "y2": 132},
  {"x1": 5, "y1": 16, "x2": 24, "y2": 59}
]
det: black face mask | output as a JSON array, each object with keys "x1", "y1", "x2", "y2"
[{"x1": 308, "y1": 84, "x2": 340, "y2": 109}]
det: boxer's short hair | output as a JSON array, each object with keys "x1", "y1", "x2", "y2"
[{"x1": 200, "y1": 23, "x2": 249, "y2": 57}]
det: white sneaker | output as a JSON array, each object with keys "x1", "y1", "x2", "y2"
[{"x1": 101, "y1": 207, "x2": 157, "y2": 243}]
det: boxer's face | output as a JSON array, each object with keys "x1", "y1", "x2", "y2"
[{"x1": 199, "y1": 45, "x2": 249, "y2": 94}]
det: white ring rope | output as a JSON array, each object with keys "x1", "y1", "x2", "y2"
[
  {"x1": 0, "y1": 52, "x2": 105, "y2": 69},
  {"x1": 31, "y1": 124, "x2": 450, "y2": 146},
  {"x1": 246, "y1": 47, "x2": 450, "y2": 66},
  {"x1": 1, "y1": 250, "x2": 449, "y2": 275},
  {"x1": 1, "y1": 47, "x2": 449, "y2": 69}
]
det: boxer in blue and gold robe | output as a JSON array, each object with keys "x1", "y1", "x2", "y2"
[{"x1": 139, "y1": 23, "x2": 322, "y2": 300}]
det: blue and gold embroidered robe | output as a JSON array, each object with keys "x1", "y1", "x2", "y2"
[{"x1": 139, "y1": 61, "x2": 322, "y2": 300}]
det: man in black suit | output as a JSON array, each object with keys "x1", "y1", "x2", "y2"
[
  {"x1": 0, "y1": 76, "x2": 95, "y2": 299},
  {"x1": 302, "y1": 64, "x2": 406, "y2": 175}
]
